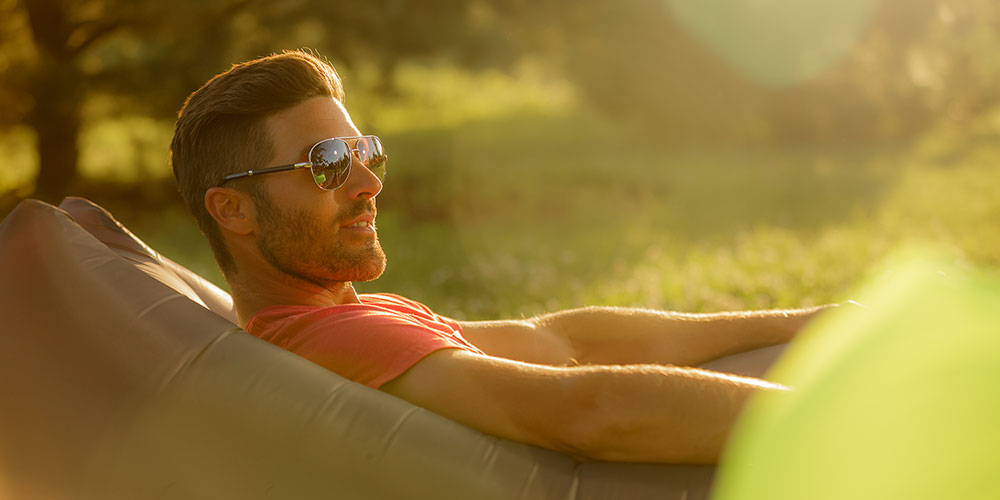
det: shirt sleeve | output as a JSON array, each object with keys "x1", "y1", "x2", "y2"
[
  {"x1": 275, "y1": 307, "x2": 475, "y2": 389},
  {"x1": 366, "y1": 293, "x2": 466, "y2": 335}
]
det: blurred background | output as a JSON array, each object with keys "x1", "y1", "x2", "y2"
[{"x1": 1, "y1": 0, "x2": 998, "y2": 319}]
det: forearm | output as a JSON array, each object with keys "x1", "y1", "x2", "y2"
[
  {"x1": 564, "y1": 363, "x2": 788, "y2": 464},
  {"x1": 534, "y1": 305, "x2": 830, "y2": 367},
  {"x1": 380, "y1": 348, "x2": 786, "y2": 465}
]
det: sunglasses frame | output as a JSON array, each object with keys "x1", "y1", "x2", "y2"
[{"x1": 220, "y1": 135, "x2": 387, "y2": 191}]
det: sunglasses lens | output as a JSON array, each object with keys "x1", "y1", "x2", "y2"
[
  {"x1": 357, "y1": 136, "x2": 388, "y2": 182},
  {"x1": 310, "y1": 139, "x2": 351, "y2": 190}
]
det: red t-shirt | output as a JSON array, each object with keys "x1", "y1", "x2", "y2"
[{"x1": 245, "y1": 293, "x2": 485, "y2": 388}]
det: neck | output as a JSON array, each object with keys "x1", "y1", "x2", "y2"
[{"x1": 226, "y1": 268, "x2": 361, "y2": 327}]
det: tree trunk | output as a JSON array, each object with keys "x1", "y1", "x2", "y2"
[
  {"x1": 28, "y1": 58, "x2": 83, "y2": 202},
  {"x1": 23, "y1": 0, "x2": 84, "y2": 202}
]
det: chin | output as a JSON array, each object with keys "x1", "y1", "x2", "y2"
[
  {"x1": 338, "y1": 248, "x2": 387, "y2": 283},
  {"x1": 354, "y1": 258, "x2": 387, "y2": 283}
]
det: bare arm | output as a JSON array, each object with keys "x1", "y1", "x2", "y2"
[
  {"x1": 460, "y1": 305, "x2": 833, "y2": 367},
  {"x1": 380, "y1": 349, "x2": 787, "y2": 464}
]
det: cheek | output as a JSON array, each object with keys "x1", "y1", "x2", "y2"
[
  {"x1": 305, "y1": 209, "x2": 344, "y2": 245},
  {"x1": 288, "y1": 199, "x2": 344, "y2": 230}
]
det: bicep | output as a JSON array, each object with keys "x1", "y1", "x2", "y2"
[
  {"x1": 457, "y1": 319, "x2": 577, "y2": 366},
  {"x1": 379, "y1": 349, "x2": 582, "y2": 454}
]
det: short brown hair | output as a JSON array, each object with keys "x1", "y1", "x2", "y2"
[{"x1": 170, "y1": 49, "x2": 344, "y2": 276}]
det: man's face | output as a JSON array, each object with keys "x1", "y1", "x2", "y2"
[{"x1": 251, "y1": 96, "x2": 386, "y2": 287}]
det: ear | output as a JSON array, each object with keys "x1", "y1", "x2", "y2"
[{"x1": 204, "y1": 187, "x2": 255, "y2": 236}]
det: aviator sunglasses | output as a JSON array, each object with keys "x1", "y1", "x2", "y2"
[{"x1": 221, "y1": 135, "x2": 387, "y2": 191}]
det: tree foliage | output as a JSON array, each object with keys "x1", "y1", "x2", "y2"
[
  {"x1": 3, "y1": 0, "x2": 504, "y2": 200},
  {"x1": 2, "y1": 0, "x2": 999, "y2": 200},
  {"x1": 530, "y1": 0, "x2": 1000, "y2": 144}
]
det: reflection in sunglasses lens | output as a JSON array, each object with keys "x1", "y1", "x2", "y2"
[
  {"x1": 369, "y1": 157, "x2": 386, "y2": 181},
  {"x1": 311, "y1": 139, "x2": 351, "y2": 190},
  {"x1": 367, "y1": 138, "x2": 387, "y2": 182},
  {"x1": 356, "y1": 139, "x2": 371, "y2": 160}
]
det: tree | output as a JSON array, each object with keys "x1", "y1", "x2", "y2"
[
  {"x1": 510, "y1": 0, "x2": 1000, "y2": 145},
  {"x1": 7, "y1": 0, "x2": 995, "y2": 203},
  {"x1": 4, "y1": 0, "x2": 252, "y2": 200},
  {"x1": 2, "y1": 0, "x2": 511, "y2": 201}
]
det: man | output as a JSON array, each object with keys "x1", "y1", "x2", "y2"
[{"x1": 171, "y1": 50, "x2": 828, "y2": 465}]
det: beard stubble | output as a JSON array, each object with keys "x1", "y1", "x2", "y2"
[{"x1": 252, "y1": 187, "x2": 387, "y2": 288}]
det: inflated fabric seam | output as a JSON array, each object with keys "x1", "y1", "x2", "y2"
[
  {"x1": 516, "y1": 462, "x2": 540, "y2": 500},
  {"x1": 135, "y1": 293, "x2": 187, "y2": 321},
  {"x1": 483, "y1": 437, "x2": 500, "y2": 470},
  {"x1": 376, "y1": 405, "x2": 421, "y2": 458},
  {"x1": 302, "y1": 379, "x2": 351, "y2": 428},
  {"x1": 77, "y1": 253, "x2": 117, "y2": 268},
  {"x1": 86, "y1": 257, "x2": 186, "y2": 334},
  {"x1": 132, "y1": 253, "x2": 195, "y2": 292},
  {"x1": 115, "y1": 254, "x2": 207, "y2": 305},
  {"x1": 567, "y1": 465, "x2": 580, "y2": 500},
  {"x1": 155, "y1": 326, "x2": 242, "y2": 394},
  {"x1": 118, "y1": 253, "x2": 156, "y2": 266}
]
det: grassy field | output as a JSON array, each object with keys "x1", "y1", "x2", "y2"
[
  {"x1": 112, "y1": 108, "x2": 1000, "y2": 321},
  {"x1": 6, "y1": 63, "x2": 999, "y2": 320}
]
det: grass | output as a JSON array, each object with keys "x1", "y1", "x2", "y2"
[
  {"x1": 345, "y1": 110, "x2": 1000, "y2": 320},
  {"x1": 5, "y1": 63, "x2": 999, "y2": 321}
]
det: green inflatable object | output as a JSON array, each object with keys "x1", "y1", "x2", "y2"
[{"x1": 715, "y1": 253, "x2": 1000, "y2": 500}]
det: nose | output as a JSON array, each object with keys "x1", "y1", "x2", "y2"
[{"x1": 339, "y1": 155, "x2": 383, "y2": 200}]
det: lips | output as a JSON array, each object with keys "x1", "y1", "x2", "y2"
[{"x1": 341, "y1": 212, "x2": 375, "y2": 229}]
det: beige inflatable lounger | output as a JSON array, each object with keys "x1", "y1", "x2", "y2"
[{"x1": 1, "y1": 197, "x2": 747, "y2": 500}]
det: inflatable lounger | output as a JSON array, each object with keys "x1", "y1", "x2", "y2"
[{"x1": 0, "y1": 198, "x2": 775, "y2": 500}]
